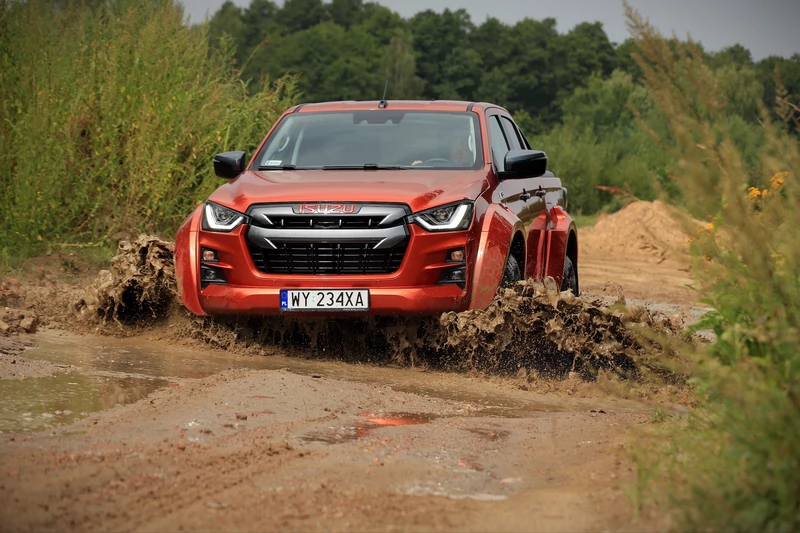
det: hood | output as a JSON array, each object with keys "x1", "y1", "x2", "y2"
[{"x1": 207, "y1": 168, "x2": 491, "y2": 214}]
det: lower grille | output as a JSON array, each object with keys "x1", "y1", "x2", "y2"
[{"x1": 249, "y1": 241, "x2": 408, "y2": 275}]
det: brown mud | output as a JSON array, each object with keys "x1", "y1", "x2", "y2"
[
  {"x1": 0, "y1": 200, "x2": 707, "y2": 532},
  {"x1": 51, "y1": 234, "x2": 698, "y2": 386}
]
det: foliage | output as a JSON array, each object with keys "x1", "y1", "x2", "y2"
[
  {"x1": 528, "y1": 70, "x2": 675, "y2": 214},
  {"x1": 622, "y1": 4, "x2": 800, "y2": 531},
  {"x1": 0, "y1": 0, "x2": 296, "y2": 266},
  {"x1": 206, "y1": 0, "x2": 800, "y2": 217},
  {"x1": 2, "y1": 0, "x2": 799, "y2": 265}
]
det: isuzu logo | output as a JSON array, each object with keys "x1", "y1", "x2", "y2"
[{"x1": 294, "y1": 203, "x2": 360, "y2": 214}]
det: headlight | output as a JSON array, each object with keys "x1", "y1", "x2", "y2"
[
  {"x1": 413, "y1": 201, "x2": 474, "y2": 232},
  {"x1": 202, "y1": 201, "x2": 247, "y2": 232}
]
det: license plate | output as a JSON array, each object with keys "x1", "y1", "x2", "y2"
[{"x1": 280, "y1": 289, "x2": 369, "y2": 311}]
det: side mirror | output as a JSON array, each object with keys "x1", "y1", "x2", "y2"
[
  {"x1": 213, "y1": 151, "x2": 247, "y2": 179},
  {"x1": 498, "y1": 149, "x2": 547, "y2": 180}
]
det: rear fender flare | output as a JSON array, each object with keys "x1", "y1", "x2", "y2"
[
  {"x1": 469, "y1": 204, "x2": 525, "y2": 310},
  {"x1": 174, "y1": 204, "x2": 207, "y2": 316},
  {"x1": 542, "y1": 205, "x2": 577, "y2": 287}
]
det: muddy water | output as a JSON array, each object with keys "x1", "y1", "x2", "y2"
[
  {"x1": 0, "y1": 372, "x2": 168, "y2": 432},
  {"x1": 5, "y1": 329, "x2": 651, "y2": 433}
]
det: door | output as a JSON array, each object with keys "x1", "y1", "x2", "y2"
[
  {"x1": 498, "y1": 115, "x2": 545, "y2": 229},
  {"x1": 486, "y1": 113, "x2": 525, "y2": 220}
]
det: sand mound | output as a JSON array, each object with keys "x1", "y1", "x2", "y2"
[{"x1": 579, "y1": 200, "x2": 705, "y2": 264}]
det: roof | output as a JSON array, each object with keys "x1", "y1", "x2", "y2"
[{"x1": 292, "y1": 100, "x2": 504, "y2": 114}]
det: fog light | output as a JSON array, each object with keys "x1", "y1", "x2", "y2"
[
  {"x1": 201, "y1": 248, "x2": 218, "y2": 262},
  {"x1": 448, "y1": 268, "x2": 465, "y2": 281},
  {"x1": 200, "y1": 265, "x2": 227, "y2": 288},
  {"x1": 438, "y1": 266, "x2": 466, "y2": 289}
]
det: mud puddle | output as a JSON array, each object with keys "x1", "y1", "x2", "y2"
[
  {"x1": 302, "y1": 412, "x2": 436, "y2": 445},
  {"x1": 0, "y1": 371, "x2": 168, "y2": 432},
  {"x1": 8, "y1": 329, "x2": 652, "y2": 433}
]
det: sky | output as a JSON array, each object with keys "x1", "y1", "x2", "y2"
[{"x1": 178, "y1": 0, "x2": 800, "y2": 61}]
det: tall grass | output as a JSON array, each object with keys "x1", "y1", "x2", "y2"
[
  {"x1": 0, "y1": 0, "x2": 296, "y2": 266},
  {"x1": 622, "y1": 3, "x2": 800, "y2": 531}
]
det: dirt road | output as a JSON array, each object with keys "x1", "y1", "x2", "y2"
[
  {"x1": 0, "y1": 201, "x2": 704, "y2": 532},
  {"x1": 1, "y1": 334, "x2": 661, "y2": 533}
]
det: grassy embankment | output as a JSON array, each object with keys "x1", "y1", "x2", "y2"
[
  {"x1": 622, "y1": 5, "x2": 800, "y2": 531},
  {"x1": 0, "y1": 0, "x2": 296, "y2": 269}
]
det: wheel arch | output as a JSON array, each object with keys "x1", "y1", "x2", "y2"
[
  {"x1": 566, "y1": 227, "x2": 579, "y2": 294},
  {"x1": 510, "y1": 231, "x2": 526, "y2": 276},
  {"x1": 468, "y1": 203, "x2": 524, "y2": 310}
]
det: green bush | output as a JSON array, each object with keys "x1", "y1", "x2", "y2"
[
  {"x1": 0, "y1": 0, "x2": 297, "y2": 265},
  {"x1": 623, "y1": 4, "x2": 800, "y2": 531}
]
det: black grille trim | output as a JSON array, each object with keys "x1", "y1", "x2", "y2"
[
  {"x1": 266, "y1": 215, "x2": 388, "y2": 230},
  {"x1": 249, "y1": 241, "x2": 408, "y2": 275}
]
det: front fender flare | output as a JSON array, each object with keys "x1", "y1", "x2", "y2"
[
  {"x1": 468, "y1": 204, "x2": 524, "y2": 310},
  {"x1": 174, "y1": 204, "x2": 207, "y2": 316}
]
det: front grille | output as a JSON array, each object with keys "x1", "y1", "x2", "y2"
[
  {"x1": 245, "y1": 203, "x2": 410, "y2": 275},
  {"x1": 249, "y1": 241, "x2": 408, "y2": 275}
]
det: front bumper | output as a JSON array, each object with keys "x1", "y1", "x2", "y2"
[
  {"x1": 198, "y1": 284, "x2": 468, "y2": 316},
  {"x1": 190, "y1": 221, "x2": 476, "y2": 316}
]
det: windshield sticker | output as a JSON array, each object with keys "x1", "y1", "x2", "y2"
[{"x1": 263, "y1": 159, "x2": 282, "y2": 166}]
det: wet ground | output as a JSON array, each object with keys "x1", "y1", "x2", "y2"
[
  {"x1": 0, "y1": 329, "x2": 666, "y2": 533},
  {"x1": 0, "y1": 232, "x2": 704, "y2": 532},
  {"x1": 1, "y1": 329, "x2": 658, "y2": 434}
]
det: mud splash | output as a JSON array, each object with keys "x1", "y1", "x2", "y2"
[
  {"x1": 437, "y1": 278, "x2": 687, "y2": 379},
  {"x1": 73, "y1": 235, "x2": 175, "y2": 325},
  {"x1": 64, "y1": 234, "x2": 690, "y2": 381}
]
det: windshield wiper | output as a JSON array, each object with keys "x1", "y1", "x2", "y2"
[
  {"x1": 257, "y1": 164, "x2": 304, "y2": 170},
  {"x1": 322, "y1": 164, "x2": 407, "y2": 170}
]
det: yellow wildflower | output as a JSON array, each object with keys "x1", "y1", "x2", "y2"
[
  {"x1": 705, "y1": 222, "x2": 715, "y2": 231},
  {"x1": 770, "y1": 252, "x2": 786, "y2": 266},
  {"x1": 770, "y1": 171, "x2": 787, "y2": 191},
  {"x1": 747, "y1": 187, "x2": 761, "y2": 200}
]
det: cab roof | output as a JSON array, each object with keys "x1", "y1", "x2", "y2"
[{"x1": 290, "y1": 100, "x2": 504, "y2": 114}]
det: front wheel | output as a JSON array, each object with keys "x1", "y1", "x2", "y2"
[
  {"x1": 560, "y1": 255, "x2": 579, "y2": 295},
  {"x1": 500, "y1": 253, "x2": 522, "y2": 289}
]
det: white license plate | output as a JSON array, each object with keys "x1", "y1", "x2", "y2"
[{"x1": 280, "y1": 289, "x2": 369, "y2": 311}]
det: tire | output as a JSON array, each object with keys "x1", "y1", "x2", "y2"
[
  {"x1": 560, "y1": 255, "x2": 579, "y2": 295},
  {"x1": 500, "y1": 253, "x2": 522, "y2": 289}
]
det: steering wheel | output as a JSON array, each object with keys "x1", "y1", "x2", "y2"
[{"x1": 422, "y1": 158, "x2": 451, "y2": 165}]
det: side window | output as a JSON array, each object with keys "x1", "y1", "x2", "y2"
[
  {"x1": 500, "y1": 116, "x2": 523, "y2": 151},
  {"x1": 519, "y1": 128, "x2": 532, "y2": 150},
  {"x1": 500, "y1": 117, "x2": 527, "y2": 150},
  {"x1": 487, "y1": 116, "x2": 510, "y2": 172}
]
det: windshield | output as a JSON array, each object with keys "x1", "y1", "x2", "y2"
[{"x1": 252, "y1": 110, "x2": 483, "y2": 170}]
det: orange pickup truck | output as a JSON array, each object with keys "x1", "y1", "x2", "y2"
[{"x1": 174, "y1": 99, "x2": 578, "y2": 316}]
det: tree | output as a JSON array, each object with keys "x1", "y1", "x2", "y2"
[
  {"x1": 276, "y1": 0, "x2": 328, "y2": 33},
  {"x1": 709, "y1": 44, "x2": 753, "y2": 69},
  {"x1": 383, "y1": 29, "x2": 424, "y2": 100},
  {"x1": 410, "y1": 9, "x2": 475, "y2": 99},
  {"x1": 327, "y1": 0, "x2": 364, "y2": 29}
]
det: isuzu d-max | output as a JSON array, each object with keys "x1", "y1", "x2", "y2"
[{"x1": 174, "y1": 99, "x2": 578, "y2": 316}]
